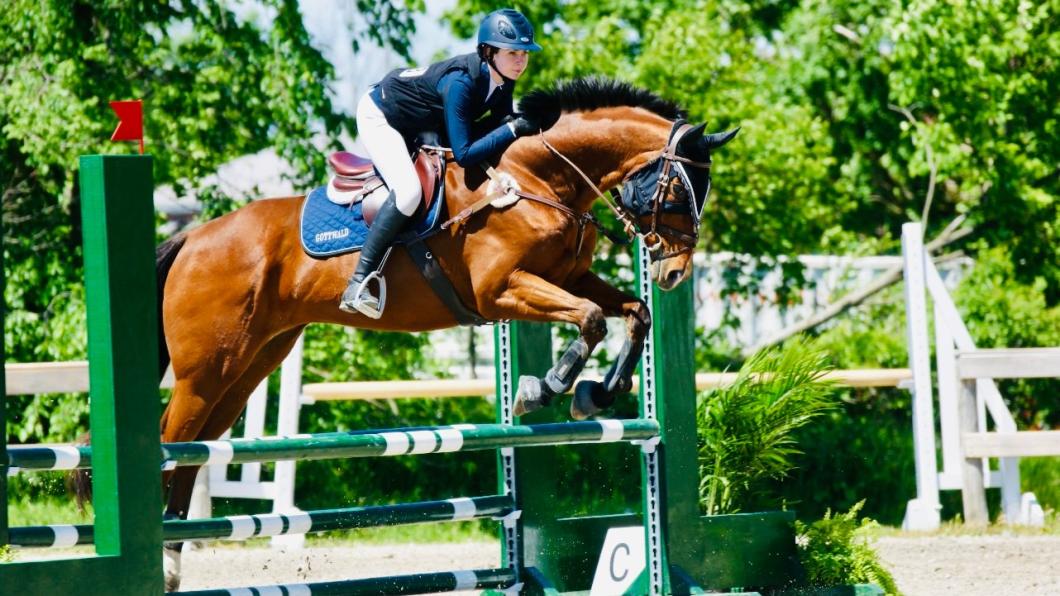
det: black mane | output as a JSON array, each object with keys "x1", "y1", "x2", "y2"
[{"x1": 518, "y1": 77, "x2": 686, "y2": 125}]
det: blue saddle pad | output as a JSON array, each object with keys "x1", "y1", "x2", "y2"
[{"x1": 299, "y1": 186, "x2": 447, "y2": 257}]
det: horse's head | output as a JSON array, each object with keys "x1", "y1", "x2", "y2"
[
  {"x1": 514, "y1": 78, "x2": 739, "y2": 290},
  {"x1": 619, "y1": 121, "x2": 739, "y2": 290}
]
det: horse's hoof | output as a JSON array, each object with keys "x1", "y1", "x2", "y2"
[
  {"x1": 163, "y1": 544, "x2": 183, "y2": 592},
  {"x1": 514, "y1": 376, "x2": 549, "y2": 417},
  {"x1": 571, "y1": 380, "x2": 609, "y2": 420}
]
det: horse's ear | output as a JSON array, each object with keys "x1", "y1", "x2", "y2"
[
  {"x1": 678, "y1": 123, "x2": 707, "y2": 148},
  {"x1": 700, "y1": 127, "x2": 741, "y2": 151}
]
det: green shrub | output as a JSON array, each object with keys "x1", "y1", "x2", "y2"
[
  {"x1": 1022, "y1": 457, "x2": 1060, "y2": 514},
  {"x1": 697, "y1": 338, "x2": 838, "y2": 515},
  {"x1": 796, "y1": 501, "x2": 900, "y2": 594},
  {"x1": 774, "y1": 387, "x2": 916, "y2": 525}
]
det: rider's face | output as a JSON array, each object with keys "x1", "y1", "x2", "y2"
[{"x1": 492, "y1": 49, "x2": 529, "y2": 80}]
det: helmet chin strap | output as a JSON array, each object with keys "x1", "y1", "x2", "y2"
[{"x1": 484, "y1": 50, "x2": 515, "y2": 85}]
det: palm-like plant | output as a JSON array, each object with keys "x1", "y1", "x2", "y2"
[{"x1": 698, "y1": 338, "x2": 837, "y2": 515}]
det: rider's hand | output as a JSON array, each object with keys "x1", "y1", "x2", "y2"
[{"x1": 509, "y1": 115, "x2": 542, "y2": 137}]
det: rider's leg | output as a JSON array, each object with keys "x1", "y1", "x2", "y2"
[
  {"x1": 339, "y1": 191, "x2": 409, "y2": 316},
  {"x1": 339, "y1": 91, "x2": 421, "y2": 317}
]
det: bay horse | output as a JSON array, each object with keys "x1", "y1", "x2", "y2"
[{"x1": 150, "y1": 77, "x2": 736, "y2": 590}]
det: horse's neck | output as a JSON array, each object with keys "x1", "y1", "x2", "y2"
[{"x1": 542, "y1": 112, "x2": 669, "y2": 213}]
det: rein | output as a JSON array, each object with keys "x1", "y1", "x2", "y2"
[
  {"x1": 439, "y1": 123, "x2": 710, "y2": 259},
  {"x1": 440, "y1": 163, "x2": 624, "y2": 258}
]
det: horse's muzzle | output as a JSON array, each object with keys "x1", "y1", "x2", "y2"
[{"x1": 650, "y1": 256, "x2": 692, "y2": 291}]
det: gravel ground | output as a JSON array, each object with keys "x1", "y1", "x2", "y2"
[
  {"x1": 22, "y1": 534, "x2": 1060, "y2": 594},
  {"x1": 178, "y1": 541, "x2": 500, "y2": 594},
  {"x1": 178, "y1": 535, "x2": 1060, "y2": 595},
  {"x1": 873, "y1": 534, "x2": 1060, "y2": 596}
]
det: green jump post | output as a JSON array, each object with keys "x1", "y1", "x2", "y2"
[
  {"x1": 497, "y1": 238, "x2": 802, "y2": 595},
  {"x1": 0, "y1": 155, "x2": 163, "y2": 595}
]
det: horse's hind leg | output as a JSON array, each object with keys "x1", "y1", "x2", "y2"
[
  {"x1": 193, "y1": 327, "x2": 305, "y2": 441},
  {"x1": 160, "y1": 373, "x2": 228, "y2": 592},
  {"x1": 564, "y1": 272, "x2": 651, "y2": 420},
  {"x1": 161, "y1": 327, "x2": 304, "y2": 592}
]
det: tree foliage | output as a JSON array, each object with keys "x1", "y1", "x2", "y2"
[
  {"x1": 1, "y1": 0, "x2": 419, "y2": 442},
  {"x1": 452, "y1": 0, "x2": 1058, "y2": 299}
]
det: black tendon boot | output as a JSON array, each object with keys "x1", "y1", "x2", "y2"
[{"x1": 338, "y1": 191, "x2": 411, "y2": 317}]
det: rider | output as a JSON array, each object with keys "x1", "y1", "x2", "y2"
[{"x1": 340, "y1": 8, "x2": 548, "y2": 317}]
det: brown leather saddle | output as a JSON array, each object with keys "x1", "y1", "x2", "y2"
[
  {"x1": 326, "y1": 140, "x2": 485, "y2": 326},
  {"x1": 327, "y1": 147, "x2": 445, "y2": 225}
]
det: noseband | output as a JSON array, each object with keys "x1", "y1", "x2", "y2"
[{"x1": 542, "y1": 121, "x2": 712, "y2": 260}]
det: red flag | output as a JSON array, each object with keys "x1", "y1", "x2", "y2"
[{"x1": 109, "y1": 100, "x2": 144, "y2": 154}]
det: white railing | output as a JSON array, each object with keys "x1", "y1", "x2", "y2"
[
  {"x1": 902, "y1": 222, "x2": 1057, "y2": 529},
  {"x1": 7, "y1": 346, "x2": 909, "y2": 548},
  {"x1": 5, "y1": 351, "x2": 298, "y2": 546}
]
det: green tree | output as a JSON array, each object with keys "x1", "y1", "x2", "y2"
[
  {"x1": 447, "y1": 1, "x2": 1056, "y2": 523},
  {"x1": 451, "y1": 0, "x2": 1057, "y2": 297},
  {"x1": 1, "y1": 0, "x2": 420, "y2": 444}
]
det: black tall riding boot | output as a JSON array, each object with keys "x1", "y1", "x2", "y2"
[{"x1": 338, "y1": 192, "x2": 411, "y2": 317}]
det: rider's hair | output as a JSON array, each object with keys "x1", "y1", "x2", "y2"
[
  {"x1": 477, "y1": 43, "x2": 499, "y2": 60},
  {"x1": 478, "y1": 44, "x2": 511, "y2": 83}
]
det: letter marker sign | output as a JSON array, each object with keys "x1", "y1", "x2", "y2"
[{"x1": 590, "y1": 526, "x2": 647, "y2": 595}]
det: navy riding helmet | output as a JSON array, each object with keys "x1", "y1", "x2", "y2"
[{"x1": 477, "y1": 9, "x2": 542, "y2": 52}]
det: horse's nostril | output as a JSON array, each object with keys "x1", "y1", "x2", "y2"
[{"x1": 667, "y1": 270, "x2": 683, "y2": 286}]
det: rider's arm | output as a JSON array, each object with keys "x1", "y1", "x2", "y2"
[
  {"x1": 438, "y1": 72, "x2": 516, "y2": 167},
  {"x1": 473, "y1": 89, "x2": 515, "y2": 137}
]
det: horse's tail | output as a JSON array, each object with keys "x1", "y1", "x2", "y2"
[
  {"x1": 71, "y1": 233, "x2": 188, "y2": 510},
  {"x1": 70, "y1": 230, "x2": 189, "y2": 509},
  {"x1": 69, "y1": 432, "x2": 92, "y2": 513},
  {"x1": 156, "y1": 232, "x2": 187, "y2": 378}
]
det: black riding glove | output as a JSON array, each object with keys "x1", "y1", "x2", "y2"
[{"x1": 510, "y1": 116, "x2": 544, "y2": 137}]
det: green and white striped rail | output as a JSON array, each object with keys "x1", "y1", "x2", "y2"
[
  {"x1": 6, "y1": 420, "x2": 659, "y2": 472},
  {"x1": 168, "y1": 567, "x2": 517, "y2": 596},
  {"x1": 8, "y1": 495, "x2": 512, "y2": 548}
]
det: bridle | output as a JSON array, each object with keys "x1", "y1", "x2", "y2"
[
  {"x1": 540, "y1": 120, "x2": 712, "y2": 259},
  {"x1": 441, "y1": 120, "x2": 712, "y2": 261}
]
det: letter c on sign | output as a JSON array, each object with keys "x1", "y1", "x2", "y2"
[{"x1": 609, "y1": 543, "x2": 630, "y2": 582}]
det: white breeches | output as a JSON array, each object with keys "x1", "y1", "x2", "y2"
[{"x1": 355, "y1": 91, "x2": 422, "y2": 216}]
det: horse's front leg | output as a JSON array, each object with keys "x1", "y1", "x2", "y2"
[
  {"x1": 564, "y1": 272, "x2": 651, "y2": 420},
  {"x1": 479, "y1": 270, "x2": 608, "y2": 416}
]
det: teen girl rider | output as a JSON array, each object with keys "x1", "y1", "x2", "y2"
[{"x1": 340, "y1": 8, "x2": 547, "y2": 317}]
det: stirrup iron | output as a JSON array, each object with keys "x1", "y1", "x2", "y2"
[{"x1": 349, "y1": 270, "x2": 387, "y2": 319}]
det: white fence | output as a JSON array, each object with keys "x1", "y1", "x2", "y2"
[
  {"x1": 16, "y1": 234, "x2": 1054, "y2": 536},
  {"x1": 6, "y1": 344, "x2": 908, "y2": 548},
  {"x1": 902, "y1": 222, "x2": 1057, "y2": 529}
]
